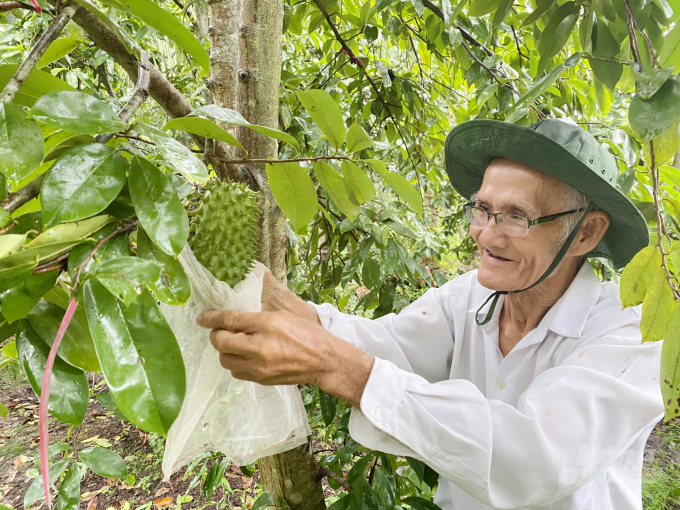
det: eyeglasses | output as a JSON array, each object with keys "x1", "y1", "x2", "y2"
[{"x1": 463, "y1": 203, "x2": 586, "y2": 237}]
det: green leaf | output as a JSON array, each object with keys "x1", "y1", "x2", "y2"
[
  {"x1": 362, "y1": 257, "x2": 382, "y2": 289},
  {"x1": 128, "y1": 156, "x2": 189, "y2": 257},
  {"x1": 508, "y1": 53, "x2": 583, "y2": 114},
  {"x1": 372, "y1": 466, "x2": 396, "y2": 509},
  {"x1": 23, "y1": 215, "x2": 115, "y2": 250},
  {"x1": 536, "y1": 2, "x2": 579, "y2": 66},
  {"x1": 318, "y1": 386, "x2": 338, "y2": 426},
  {"x1": 594, "y1": 0, "x2": 617, "y2": 20},
  {"x1": 402, "y1": 496, "x2": 443, "y2": 510},
  {"x1": 266, "y1": 162, "x2": 318, "y2": 233},
  {"x1": 0, "y1": 271, "x2": 58, "y2": 323},
  {"x1": 0, "y1": 262, "x2": 37, "y2": 294},
  {"x1": 41, "y1": 144, "x2": 127, "y2": 228},
  {"x1": 16, "y1": 320, "x2": 89, "y2": 425},
  {"x1": 251, "y1": 493, "x2": 275, "y2": 510},
  {"x1": 492, "y1": 0, "x2": 514, "y2": 26},
  {"x1": 27, "y1": 300, "x2": 99, "y2": 372},
  {"x1": 31, "y1": 91, "x2": 126, "y2": 135},
  {"x1": 0, "y1": 233, "x2": 27, "y2": 258},
  {"x1": 641, "y1": 269, "x2": 678, "y2": 341},
  {"x1": 313, "y1": 161, "x2": 360, "y2": 220},
  {"x1": 341, "y1": 160, "x2": 375, "y2": 204},
  {"x1": 83, "y1": 281, "x2": 185, "y2": 435},
  {"x1": 44, "y1": 134, "x2": 95, "y2": 163},
  {"x1": 629, "y1": 75, "x2": 680, "y2": 141},
  {"x1": 662, "y1": 306, "x2": 680, "y2": 420},
  {"x1": 136, "y1": 229, "x2": 191, "y2": 305},
  {"x1": 95, "y1": 392, "x2": 127, "y2": 420},
  {"x1": 56, "y1": 464, "x2": 82, "y2": 510},
  {"x1": 477, "y1": 83, "x2": 498, "y2": 107},
  {"x1": 644, "y1": 123, "x2": 680, "y2": 167},
  {"x1": 660, "y1": 21, "x2": 680, "y2": 68},
  {"x1": 95, "y1": 256, "x2": 161, "y2": 307},
  {"x1": 522, "y1": 0, "x2": 557, "y2": 25},
  {"x1": 296, "y1": 90, "x2": 347, "y2": 149},
  {"x1": 345, "y1": 123, "x2": 373, "y2": 153},
  {"x1": 633, "y1": 65, "x2": 675, "y2": 100},
  {"x1": 365, "y1": 159, "x2": 423, "y2": 215},
  {"x1": 79, "y1": 446, "x2": 127, "y2": 478},
  {"x1": 99, "y1": 0, "x2": 210, "y2": 75},
  {"x1": 589, "y1": 20, "x2": 622, "y2": 90},
  {"x1": 132, "y1": 123, "x2": 209, "y2": 185},
  {"x1": 0, "y1": 102, "x2": 44, "y2": 182},
  {"x1": 0, "y1": 401, "x2": 8, "y2": 419},
  {"x1": 164, "y1": 117, "x2": 246, "y2": 152},
  {"x1": 24, "y1": 459, "x2": 71, "y2": 509},
  {"x1": 620, "y1": 246, "x2": 662, "y2": 308},
  {"x1": 467, "y1": 0, "x2": 504, "y2": 17},
  {"x1": 38, "y1": 38, "x2": 82, "y2": 68},
  {"x1": 191, "y1": 104, "x2": 300, "y2": 150},
  {"x1": 0, "y1": 65, "x2": 75, "y2": 108}
]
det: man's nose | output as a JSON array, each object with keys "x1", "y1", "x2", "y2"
[{"x1": 477, "y1": 215, "x2": 509, "y2": 247}]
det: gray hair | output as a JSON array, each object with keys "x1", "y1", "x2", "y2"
[{"x1": 555, "y1": 181, "x2": 590, "y2": 254}]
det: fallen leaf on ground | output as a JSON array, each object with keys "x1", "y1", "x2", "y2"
[
  {"x1": 154, "y1": 488, "x2": 170, "y2": 498},
  {"x1": 82, "y1": 435, "x2": 101, "y2": 443},
  {"x1": 87, "y1": 496, "x2": 98, "y2": 510},
  {"x1": 153, "y1": 497, "x2": 173, "y2": 507}
]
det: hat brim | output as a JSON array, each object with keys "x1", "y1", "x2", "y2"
[{"x1": 444, "y1": 120, "x2": 649, "y2": 269}]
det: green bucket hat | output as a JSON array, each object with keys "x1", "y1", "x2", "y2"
[
  {"x1": 444, "y1": 119, "x2": 649, "y2": 325},
  {"x1": 444, "y1": 118, "x2": 648, "y2": 269}
]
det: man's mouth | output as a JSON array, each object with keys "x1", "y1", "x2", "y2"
[{"x1": 483, "y1": 248, "x2": 512, "y2": 262}]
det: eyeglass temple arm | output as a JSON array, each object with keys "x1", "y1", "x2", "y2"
[{"x1": 529, "y1": 208, "x2": 586, "y2": 226}]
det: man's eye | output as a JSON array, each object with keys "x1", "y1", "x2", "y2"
[{"x1": 509, "y1": 214, "x2": 526, "y2": 221}]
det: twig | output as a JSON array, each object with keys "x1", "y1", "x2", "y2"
[
  {"x1": 421, "y1": 0, "x2": 495, "y2": 57},
  {"x1": 313, "y1": 0, "x2": 364, "y2": 68},
  {"x1": 650, "y1": 142, "x2": 680, "y2": 301},
  {"x1": 0, "y1": 222, "x2": 17, "y2": 235},
  {"x1": 586, "y1": 55, "x2": 630, "y2": 65},
  {"x1": 511, "y1": 25, "x2": 528, "y2": 64},
  {"x1": 96, "y1": 51, "x2": 151, "y2": 144},
  {"x1": 623, "y1": 0, "x2": 644, "y2": 69},
  {"x1": 461, "y1": 40, "x2": 519, "y2": 97},
  {"x1": 0, "y1": 3, "x2": 79, "y2": 102},
  {"x1": 210, "y1": 154, "x2": 351, "y2": 164},
  {"x1": 0, "y1": 1, "x2": 31, "y2": 10},
  {"x1": 97, "y1": 64, "x2": 118, "y2": 100},
  {"x1": 73, "y1": 219, "x2": 139, "y2": 288},
  {"x1": 0, "y1": 174, "x2": 44, "y2": 214},
  {"x1": 317, "y1": 466, "x2": 352, "y2": 493},
  {"x1": 33, "y1": 252, "x2": 70, "y2": 274},
  {"x1": 624, "y1": 0, "x2": 659, "y2": 68}
]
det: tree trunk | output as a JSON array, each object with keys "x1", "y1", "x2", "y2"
[{"x1": 206, "y1": 1, "x2": 326, "y2": 508}]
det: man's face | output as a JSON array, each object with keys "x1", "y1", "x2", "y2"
[{"x1": 470, "y1": 158, "x2": 572, "y2": 292}]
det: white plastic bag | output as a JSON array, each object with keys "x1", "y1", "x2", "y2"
[{"x1": 160, "y1": 246, "x2": 311, "y2": 480}]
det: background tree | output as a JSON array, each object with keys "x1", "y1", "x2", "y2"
[{"x1": 1, "y1": 0, "x2": 680, "y2": 508}]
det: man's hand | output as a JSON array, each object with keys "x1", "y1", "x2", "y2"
[
  {"x1": 196, "y1": 309, "x2": 374, "y2": 408},
  {"x1": 259, "y1": 266, "x2": 322, "y2": 325}
]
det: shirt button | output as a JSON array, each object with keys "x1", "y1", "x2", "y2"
[{"x1": 496, "y1": 380, "x2": 506, "y2": 389}]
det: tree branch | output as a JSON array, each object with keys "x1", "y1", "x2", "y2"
[
  {"x1": 650, "y1": 142, "x2": 680, "y2": 301},
  {"x1": 210, "y1": 154, "x2": 352, "y2": 164},
  {"x1": 0, "y1": 174, "x2": 44, "y2": 214},
  {"x1": 316, "y1": 466, "x2": 353, "y2": 493},
  {"x1": 624, "y1": 0, "x2": 659, "y2": 68},
  {"x1": 0, "y1": 3, "x2": 79, "y2": 102},
  {"x1": 0, "y1": 1, "x2": 31, "y2": 11},
  {"x1": 421, "y1": 0, "x2": 495, "y2": 57},
  {"x1": 96, "y1": 51, "x2": 150, "y2": 143}
]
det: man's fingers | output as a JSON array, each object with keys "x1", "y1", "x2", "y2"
[
  {"x1": 210, "y1": 330, "x2": 252, "y2": 356},
  {"x1": 196, "y1": 309, "x2": 261, "y2": 333}
]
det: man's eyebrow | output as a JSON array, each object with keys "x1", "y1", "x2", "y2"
[{"x1": 471, "y1": 194, "x2": 539, "y2": 216}]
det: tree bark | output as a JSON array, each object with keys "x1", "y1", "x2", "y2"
[{"x1": 206, "y1": 1, "x2": 326, "y2": 508}]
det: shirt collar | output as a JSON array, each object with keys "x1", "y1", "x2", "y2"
[
  {"x1": 535, "y1": 262, "x2": 602, "y2": 338},
  {"x1": 473, "y1": 262, "x2": 601, "y2": 339}
]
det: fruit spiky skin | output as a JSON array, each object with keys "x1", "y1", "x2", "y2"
[{"x1": 187, "y1": 180, "x2": 261, "y2": 287}]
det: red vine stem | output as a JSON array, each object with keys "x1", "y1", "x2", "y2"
[
  {"x1": 39, "y1": 297, "x2": 77, "y2": 507},
  {"x1": 30, "y1": 0, "x2": 41, "y2": 12}
]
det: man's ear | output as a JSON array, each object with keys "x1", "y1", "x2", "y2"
[{"x1": 572, "y1": 211, "x2": 611, "y2": 256}]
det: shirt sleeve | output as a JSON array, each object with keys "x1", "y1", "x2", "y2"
[
  {"x1": 309, "y1": 283, "x2": 458, "y2": 384},
  {"x1": 348, "y1": 334, "x2": 664, "y2": 509}
]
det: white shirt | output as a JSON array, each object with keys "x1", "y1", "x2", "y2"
[{"x1": 310, "y1": 263, "x2": 664, "y2": 510}]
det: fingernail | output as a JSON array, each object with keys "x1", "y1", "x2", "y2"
[{"x1": 196, "y1": 313, "x2": 204, "y2": 325}]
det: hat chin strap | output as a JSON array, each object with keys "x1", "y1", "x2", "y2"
[{"x1": 475, "y1": 202, "x2": 595, "y2": 326}]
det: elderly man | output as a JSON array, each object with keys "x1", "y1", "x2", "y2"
[{"x1": 197, "y1": 120, "x2": 663, "y2": 509}]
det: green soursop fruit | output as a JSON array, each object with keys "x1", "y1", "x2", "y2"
[{"x1": 187, "y1": 180, "x2": 261, "y2": 287}]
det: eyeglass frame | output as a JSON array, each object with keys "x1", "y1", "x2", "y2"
[{"x1": 463, "y1": 202, "x2": 587, "y2": 236}]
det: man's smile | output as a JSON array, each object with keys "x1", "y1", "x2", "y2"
[{"x1": 482, "y1": 247, "x2": 512, "y2": 262}]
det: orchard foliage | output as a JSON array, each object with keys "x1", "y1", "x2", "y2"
[{"x1": 1, "y1": 0, "x2": 680, "y2": 506}]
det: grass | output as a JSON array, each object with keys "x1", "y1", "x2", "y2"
[{"x1": 643, "y1": 420, "x2": 680, "y2": 510}]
